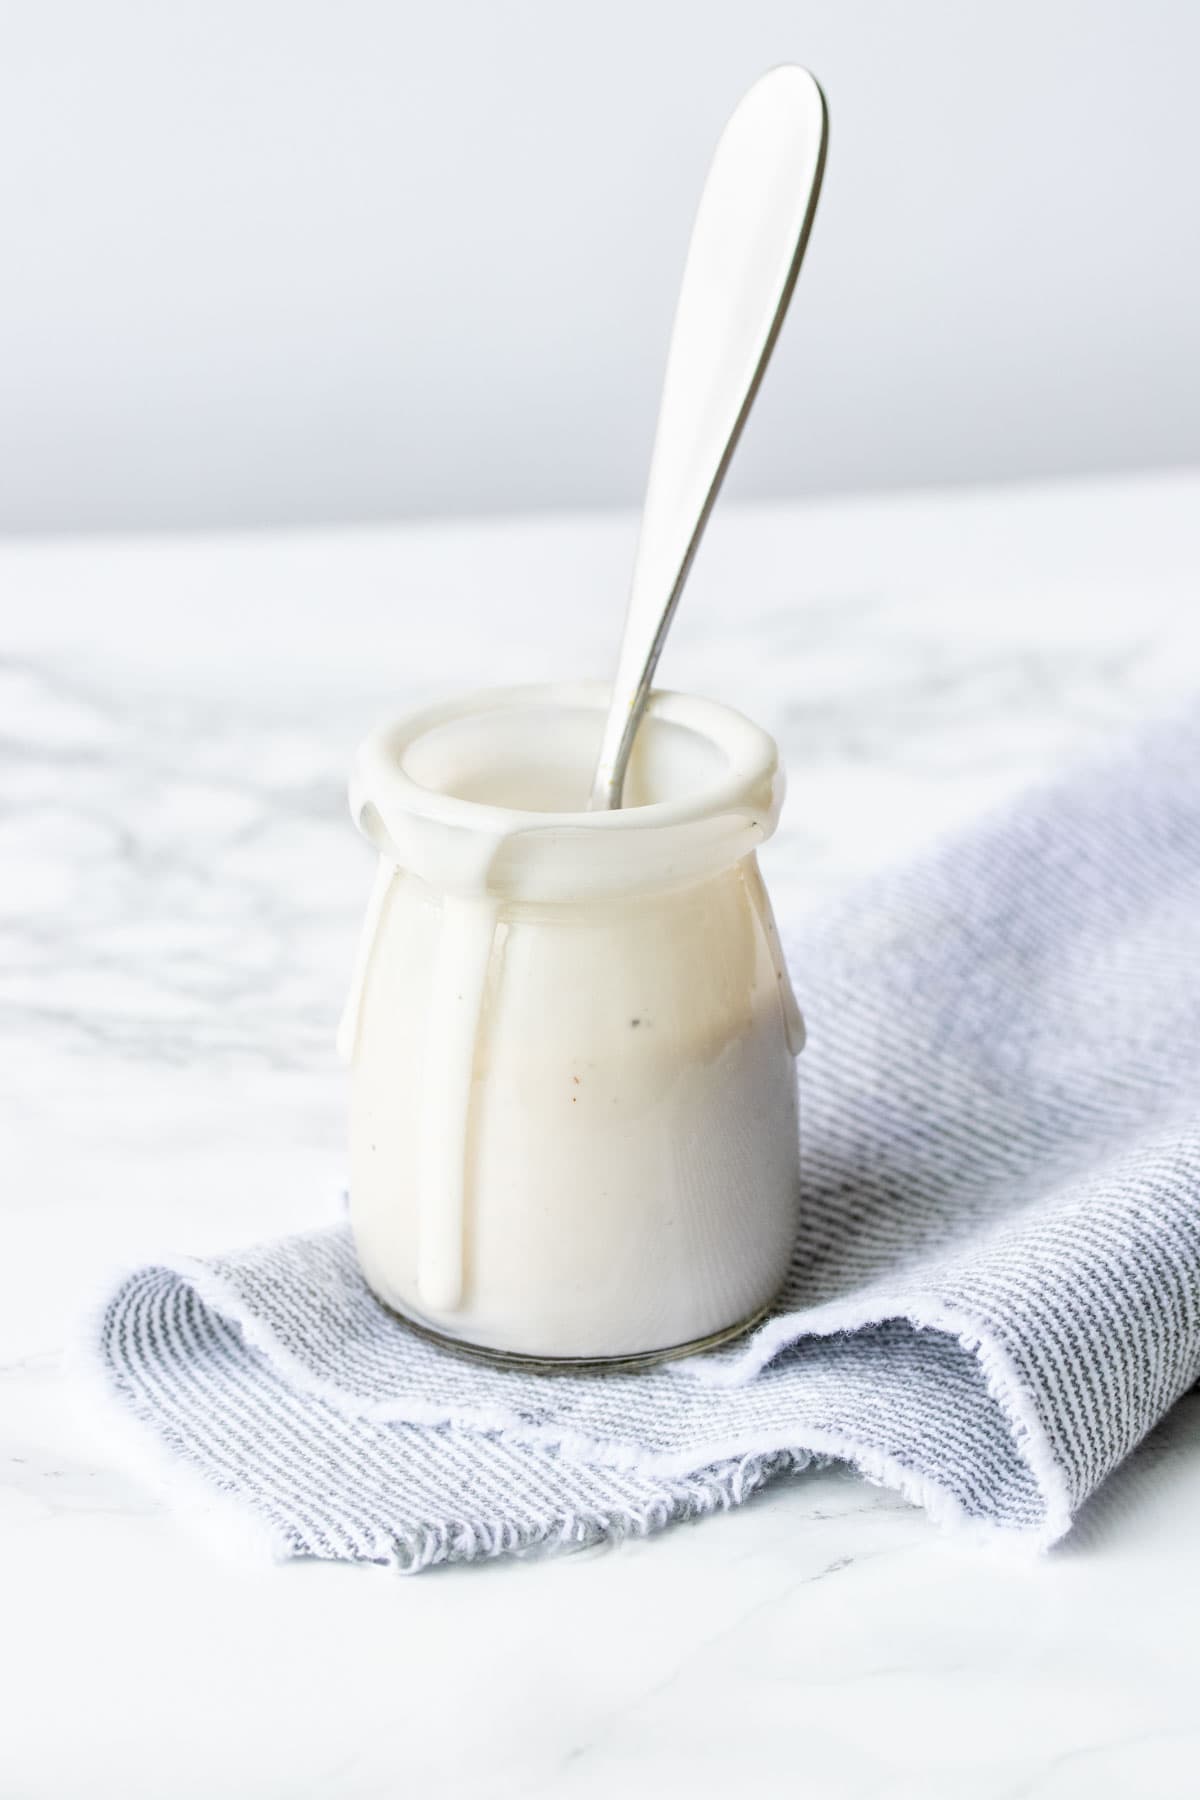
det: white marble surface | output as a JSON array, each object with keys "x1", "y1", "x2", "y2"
[{"x1": 4, "y1": 471, "x2": 1200, "y2": 1798}]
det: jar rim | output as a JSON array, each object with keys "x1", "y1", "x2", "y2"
[
  {"x1": 349, "y1": 683, "x2": 785, "y2": 901},
  {"x1": 355, "y1": 681, "x2": 781, "y2": 836}
]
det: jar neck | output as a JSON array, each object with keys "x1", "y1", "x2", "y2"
[{"x1": 349, "y1": 683, "x2": 784, "y2": 904}]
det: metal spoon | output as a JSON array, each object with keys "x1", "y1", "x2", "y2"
[{"x1": 589, "y1": 65, "x2": 828, "y2": 809}]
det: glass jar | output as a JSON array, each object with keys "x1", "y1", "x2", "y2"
[{"x1": 339, "y1": 682, "x2": 803, "y2": 1366}]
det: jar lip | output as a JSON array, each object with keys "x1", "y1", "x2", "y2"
[{"x1": 356, "y1": 681, "x2": 781, "y2": 839}]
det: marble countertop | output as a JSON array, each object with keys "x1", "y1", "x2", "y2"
[{"x1": 4, "y1": 471, "x2": 1200, "y2": 1798}]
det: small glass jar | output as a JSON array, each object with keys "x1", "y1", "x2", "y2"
[{"x1": 340, "y1": 682, "x2": 803, "y2": 1367}]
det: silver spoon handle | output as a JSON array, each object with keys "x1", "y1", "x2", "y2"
[{"x1": 589, "y1": 65, "x2": 828, "y2": 810}]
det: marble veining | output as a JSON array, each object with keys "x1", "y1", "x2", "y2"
[{"x1": 3, "y1": 472, "x2": 1200, "y2": 1797}]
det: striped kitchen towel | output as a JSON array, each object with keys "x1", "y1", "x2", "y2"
[{"x1": 88, "y1": 713, "x2": 1200, "y2": 1569}]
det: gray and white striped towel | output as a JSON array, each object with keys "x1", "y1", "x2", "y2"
[{"x1": 90, "y1": 713, "x2": 1200, "y2": 1569}]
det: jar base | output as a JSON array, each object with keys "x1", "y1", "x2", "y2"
[{"x1": 372, "y1": 1292, "x2": 780, "y2": 1374}]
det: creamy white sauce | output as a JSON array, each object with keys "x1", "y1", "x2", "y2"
[
  {"x1": 342, "y1": 684, "x2": 804, "y2": 1360},
  {"x1": 336, "y1": 857, "x2": 398, "y2": 1065},
  {"x1": 744, "y1": 857, "x2": 805, "y2": 1056},
  {"x1": 341, "y1": 810, "x2": 511, "y2": 1314},
  {"x1": 413, "y1": 891, "x2": 499, "y2": 1311}
]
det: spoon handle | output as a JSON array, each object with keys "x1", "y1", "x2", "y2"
[{"x1": 589, "y1": 66, "x2": 828, "y2": 809}]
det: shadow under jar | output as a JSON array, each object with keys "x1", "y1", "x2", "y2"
[{"x1": 339, "y1": 682, "x2": 804, "y2": 1368}]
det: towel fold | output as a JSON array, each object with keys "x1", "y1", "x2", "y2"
[{"x1": 91, "y1": 713, "x2": 1200, "y2": 1569}]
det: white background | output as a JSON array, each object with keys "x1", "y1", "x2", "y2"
[{"x1": 2, "y1": 0, "x2": 1198, "y2": 533}]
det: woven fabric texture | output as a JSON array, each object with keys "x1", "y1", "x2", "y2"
[{"x1": 90, "y1": 715, "x2": 1200, "y2": 1569}]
